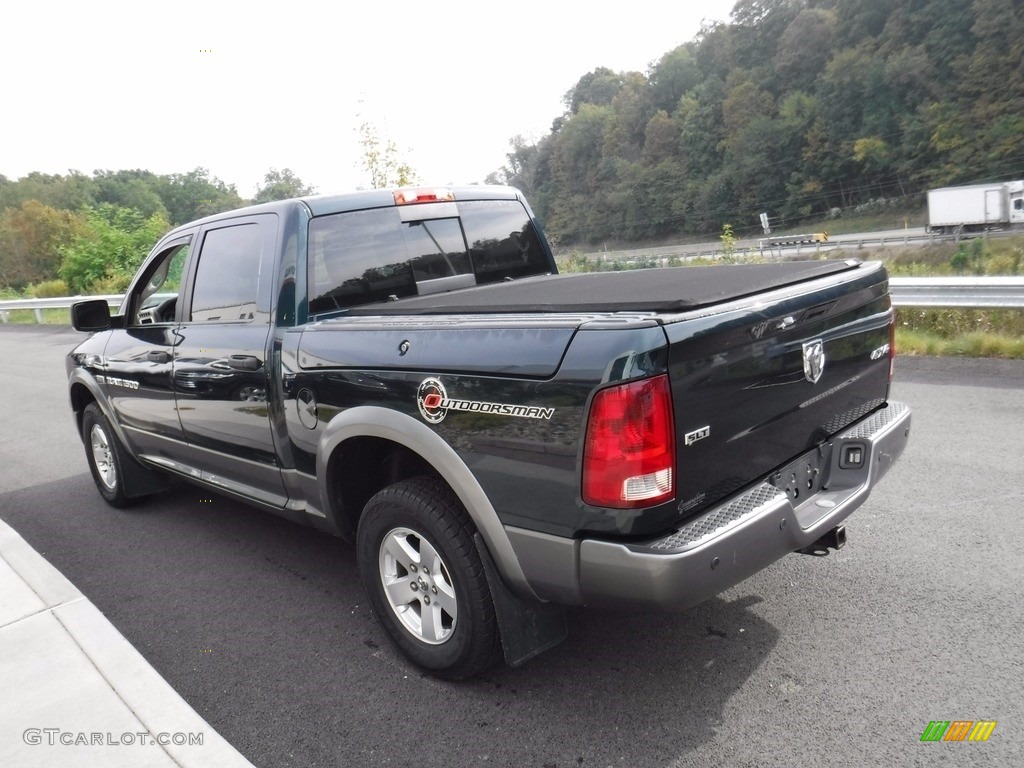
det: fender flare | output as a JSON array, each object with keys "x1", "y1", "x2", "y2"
[
  {"x1": 66, "y1": 368, "x2": 170, "y2": 499},
  {"x1": 67, "y1": 369, "x2": 127, "y2": 445},
  {"x1": 315, "y1": 406, "x2": 539, "y2": 601}
]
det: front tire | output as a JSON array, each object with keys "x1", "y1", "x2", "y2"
[
  {"x1": 82, "y1": 402, "x2": 133, "y2": 508},
  {"x1": 357, "y1": 477, "x2": 501, "y2": 679}
]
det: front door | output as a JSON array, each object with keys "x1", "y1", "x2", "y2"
[{"x1": 102, "y1": 236, "x2": 192, "y2": 462}]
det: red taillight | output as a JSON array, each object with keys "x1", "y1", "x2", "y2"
[
  {"x1": 582, "y1": 375, "x2": 675, "y2": 509},
  {"x1": 394, "y1": 188, "x2": 455, "y2": 205}
]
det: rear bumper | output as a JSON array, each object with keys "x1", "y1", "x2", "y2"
[{"x1": 575, "y1": 401, "x2": 911, "y2": 610}]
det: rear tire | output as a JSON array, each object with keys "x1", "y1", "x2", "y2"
[
  {"x1": 82, "y1": 402, "x2": 133, "y2": 508},
  {"x1": 356, "y1": 477, "x2": 501, "y2": 679}
]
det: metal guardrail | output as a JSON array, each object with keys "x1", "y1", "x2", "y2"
[
  {"x1": 0, "y1": 294, "x2": 123, "y2": 324},
  {"x1": 888, "y1": 277, "x2": 1024, "y2": 309},
  {"x1": 2, "y1": 278, "x2": 1024, "y2": 324},
  {"x1": 587, "y1": 228, "x2": 1021, "y2": 263}
]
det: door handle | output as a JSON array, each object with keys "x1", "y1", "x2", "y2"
[
  {"x1": 227, "y1": 355, "x2": 262, "y2": 371},
  {"x1": 147, "y1": 350, "x2": 171, "y2": 363}
]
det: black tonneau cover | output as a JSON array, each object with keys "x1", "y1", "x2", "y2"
[{"x1": 345, "y1": 260, "x2": 858, "y2": 316}]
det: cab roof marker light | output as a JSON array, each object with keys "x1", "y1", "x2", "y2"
[{"x1": 394, "y1": 188, "x2": 455, "y2": 205}]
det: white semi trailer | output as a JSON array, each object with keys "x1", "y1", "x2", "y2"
[{"x1": 927, "y1": 180, "x2": 1024, "y2": 234}]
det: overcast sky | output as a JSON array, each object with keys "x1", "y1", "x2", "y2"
[{"x1": 2, "y1": 0, "x2": 736, "y2": 198}]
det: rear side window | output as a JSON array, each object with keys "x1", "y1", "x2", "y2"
[
  {"x1": 190, "y1": 223, "x2": 263, "y2": 322},
  {"x1": 308, "y1": 200, "x2": 548, "y2": 315}
]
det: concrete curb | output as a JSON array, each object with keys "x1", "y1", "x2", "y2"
[{"x1": 0, "y1": 519, "x2": 255, "y2": 767}]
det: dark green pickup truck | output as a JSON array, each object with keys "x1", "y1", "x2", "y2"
[{"x1": 67, "y1": 185, "x2": 911, "y2": 678}]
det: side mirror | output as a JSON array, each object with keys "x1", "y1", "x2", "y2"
[{"x1": 71, "y1": 299, "x2": 112, "y2": 332}]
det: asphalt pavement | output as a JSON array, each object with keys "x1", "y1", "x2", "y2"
[
  {"x1": 0, "y1": 326, "x2": 254, "y2": 768},
  {"x1": 0, "y1": 517, "x2": 255, "y2": 767},
  {"x1": 1, "y1": 325, "x2": 1022, "y2": 767}
]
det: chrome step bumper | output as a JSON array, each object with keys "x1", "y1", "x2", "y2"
[{"x1": 577, "y1": 401, "x2": 911, "y2": 610}]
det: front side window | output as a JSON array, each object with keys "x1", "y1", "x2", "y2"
[
  {"x1": 131, "y1": 241, "x2": 190, "y2": 325},
  {"x1": 190, "y1": 223, "x2": 262, "y2": 322}
]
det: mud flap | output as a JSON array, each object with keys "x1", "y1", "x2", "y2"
[
  {"x1": 120, "y1": 452, "x2": 171, "y2": 499},
  {"x1": 473, "y1": 532, "x2": 567, "y2": 668}
]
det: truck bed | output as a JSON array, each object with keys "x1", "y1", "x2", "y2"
[{"x1": 345, "y1": 260, "x2": 859, "y2": 315}]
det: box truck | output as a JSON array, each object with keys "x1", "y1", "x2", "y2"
[{"x1": 927, "y1": 180, "x2": 1024, "y2": 234}]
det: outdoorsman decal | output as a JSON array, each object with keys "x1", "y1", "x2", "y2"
[{"x1": 416, "y1": 377, "x2": 554, "y2": 425}]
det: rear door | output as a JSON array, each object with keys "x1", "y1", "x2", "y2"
[{"x1": 172, "y1": 213, "x2": 288, "y2": 507}]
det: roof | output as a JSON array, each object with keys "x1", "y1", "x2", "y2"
[{"x1": 161, "y1": 184, "x2": 524, "y2": 239}]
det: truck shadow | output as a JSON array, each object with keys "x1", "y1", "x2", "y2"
[
  {"x1": 3, "y1": 475, "x2": 779, "y2": 767},
  {"x1": 468, "y1": 599, "x2": 778, "y2": 766}
]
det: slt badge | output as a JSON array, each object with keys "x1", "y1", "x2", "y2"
[{"x1": 802, "y1": 339, "x2": 826, "y2": 384}]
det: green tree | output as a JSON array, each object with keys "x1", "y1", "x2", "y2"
[
  {"x1": 253, "y1": 168, "x2": 316, "y2": 203},
  {"x1": 677, "y1": 77, "x2": 728, "y2": 174},
  {"x1": 957, "y1": 0, "x2": 1024, "y2": 165},
  {"x1": 153, "y1": 168, "x2": 244, "y2": 226},
  {"x1": 357, "y1": 121, "x2": 416, "y2": 189},
  {"x1": 489, "y1": 135, "x2": 545, "y2": 195},
  {"x1": 728, "y1": 0, "x2": 804, "y2": 71},
  {"x1": 720, "y1": 223, "x2": 737, "y2": 262},
  {"x1": 853, "y1": 137, "x2": 893, "y2": 175},
  {"x1": 549, "y1": 103, "x2": 612, "y2": 193},
  {"x1": 649, "y1": 45, "x2": 700, "y2": 113},
  {"x1": 0, "y1": 201, "x2": 87, "y2": 289},
  {"x1": 93, "y1": 169, "x2": 169, "y2": 219},
  {"x1": 831, "y1": 0, "x2": 894, "y2": 48},
  {"x1": 0, "y1": 171, "x2": 98, "y2": 213},
  {"x1": 641, "y1": 111, "x2": 680, "y2": 166},
  {"x1": 563, "y1": 67, "x2": 623, "y2": 114},
  {"x1": 601, "y1": 72, "x2": 654, "y2": 162},
  {"x1": 59, "y1": 204, "x2": 169, "y2": 292},
  {"x1": 772, "y1": 8, "x2": 836, "y2": 91}
]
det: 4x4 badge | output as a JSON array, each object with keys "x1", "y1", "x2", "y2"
[{"x1": 802, "y1": 339, "x2": 826, "y2": 384}]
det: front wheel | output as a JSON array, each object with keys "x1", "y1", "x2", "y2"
[
  {"x1": 356, "y1": 477, "x2": 501, "y2": 679},
  {"x1": 81, "y1": 402, "x2": 133, "y2": 508}
]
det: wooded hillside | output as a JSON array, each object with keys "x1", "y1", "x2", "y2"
[
  {"x1": 3, "y1": 0, "x2": 1022, "y2": 291},
  {"x1": 488, "y1": 0, "x2": 1024, "y2": 244}
]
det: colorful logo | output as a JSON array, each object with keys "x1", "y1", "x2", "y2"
[
  {"x1": 920, "y1": 721, "x2": 997, "y2": 742},
  {"x1": 415, "y1": 377, "x2": 555, "y2": 424},
  {"x1": 416, "y1": 377, "x2": 449, "y2": 424}
]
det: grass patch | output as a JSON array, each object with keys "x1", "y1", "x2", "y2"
[
  {"x1": 776, "y1": 208, "x2": 927, "y2": 238},
  {"x1": 895, "y1": 306, "x2": 1024, "y2": 359},
  {"x1": 897, "y1": 329, "x2": 1024, "y2": 359},
  {"x1": 559, "y1": 237, "x2": 1024, "y2": 360},
  {"x1": 0, "y1": 308, "x2": 71, "y2": 325}
]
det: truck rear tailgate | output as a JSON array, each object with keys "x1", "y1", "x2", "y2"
[{"x1": 663, "y1": 261, "x2": 893, "y2": 518}]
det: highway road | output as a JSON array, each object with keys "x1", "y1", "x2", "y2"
[
  {"x1": 1, "y1": 325, "x2": 1022, "y2": 767},
  {"x1": 579, "y1": 226, "x2": 935, "y2": 264}
]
